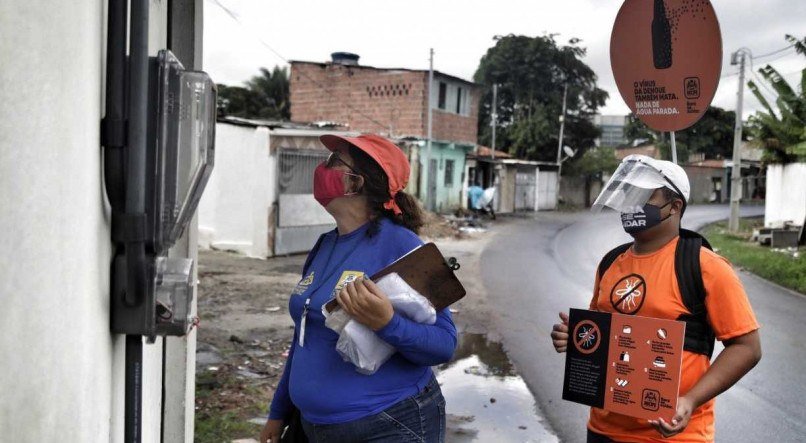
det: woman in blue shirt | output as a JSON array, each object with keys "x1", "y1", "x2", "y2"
[{"x1": 260, "y1": 134, "x2": 458, "y2": 443}]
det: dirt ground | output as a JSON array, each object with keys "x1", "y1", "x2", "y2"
[{"x1": 194, "y1": 217, "x2": 500, "y2": 442}]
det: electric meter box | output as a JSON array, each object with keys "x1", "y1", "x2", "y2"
[{"x1": 111, "y1": 50, "x2": 216, "y2": 338}]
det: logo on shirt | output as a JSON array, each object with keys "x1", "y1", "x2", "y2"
[
  {"x1": 331, "y1": 270, "x2": 365, "y2": 298},
  {"x1": 610, "y1": 274, "x2": 646, "y2": 315},
  {"x1": 292, "y1": 272, "x2": 315, "y2": 296}
]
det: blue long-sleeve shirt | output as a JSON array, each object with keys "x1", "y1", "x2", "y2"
[{"x1": 269, "y1": 218, "x2": 457, "y2": 425}]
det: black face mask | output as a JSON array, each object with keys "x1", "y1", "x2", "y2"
[{"x1": 621, "y1": 200, "x2": 672, "y2": 234}]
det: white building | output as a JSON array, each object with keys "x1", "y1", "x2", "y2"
[
  {"x1": 593, "y1": 114, "x2": 629, "y2": 148},
  {"x1": 1, "y1": 1, "x2": 204, "y2": 441},
  {"x1": 199, "y1": 118, "x2": 358, "y2": 257},
  {"x1": 765, "y1": 163, "x2": 806, "y2": 228}
]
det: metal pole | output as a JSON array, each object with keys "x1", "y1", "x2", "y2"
[
  {"x1": 491, "y1": 83, "x2": 497, "y2": 159},
  {"x1": 729, "y1": 51, "x2": 746, "y2": 232},
  {"x1": 670, "y1": 131, "x2": 678, "y2": 164},
  {"x1": 556, "y1": 83, "x2": 568, "y2": 203},
  {"x1": 426, "y1": 48, "x2": 434, "y2": 211}
]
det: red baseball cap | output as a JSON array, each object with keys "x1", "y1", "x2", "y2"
[{"x1": 319, "y1": 133, "x2": 410, "y2": 215}]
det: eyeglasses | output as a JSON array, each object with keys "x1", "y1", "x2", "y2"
[{"x1": 325, "y1": 151, "x2": 358, "y2": 174}]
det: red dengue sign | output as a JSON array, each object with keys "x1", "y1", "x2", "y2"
[{"x1": 610, "y1": 0, "x2": 722, "y2": 132}]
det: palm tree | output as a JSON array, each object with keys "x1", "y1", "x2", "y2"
[
  {"x1": 746, "y1": 35, "x2": 806, "y2": 163},
  {"x1": 245, "y1": 66, "x2": 290, "y2": 120}
]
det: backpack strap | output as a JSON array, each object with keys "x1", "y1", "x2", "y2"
[
  {"x1": 301, "y1": 233, "x2": 327, "y2": 277},
  {"x1": 675, "y1": 229, "x2": 716, "y2": 358},
  {"x1": 597, "y1": 242, "x2": 634, "y2": 282}
]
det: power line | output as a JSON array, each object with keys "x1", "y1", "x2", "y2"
[
  {"x1": 752, "y1": 44, "x2": 795, "y2": 60},
  {"x1": 207, "y1": 0, "x2": 390, "y2": 131}
]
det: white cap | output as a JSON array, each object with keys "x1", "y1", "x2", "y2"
[
  {"x1": 592, "y1": 154, "x2": 690, "y2": 213},
  {"x1": 641, "y1": 156, "x2": 690, "y2": 202}
]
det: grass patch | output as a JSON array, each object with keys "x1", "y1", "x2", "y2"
[
  {"x1": 195, "y1": 411, "x2": 262, "y2": 443},
  {"x1": 194, "y1": 368, "x2": 271, "y2": 443},
  {"x1": 702, "y1": 219, "x2": 806, "y2": 294}
]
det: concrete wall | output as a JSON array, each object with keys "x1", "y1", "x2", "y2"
[
  {"x1": 498, "y1": 166, "x2": 516, "y2": 213},
  {"x1": 683, "y1": 166, "x2": 726, "y2": 204},
  {"x1": 560, "y1": 175, "x2": 603, "y2": 208},
  {"x1": 0, "y1": 2, "x2": 202, "y2": 441},
  {"x1": 0, "y1": 2, "x2": 114, "y2": 440},
  {"x1": 765, "y1": 163, "x2": 806, "y2": 227},
  {"x1": 199, "y1": 123, "x2": 274, "y2": 258}
]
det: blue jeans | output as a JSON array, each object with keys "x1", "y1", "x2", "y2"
[{"x1": 301, "y1": 376, "x2": 446, "y2": 442}]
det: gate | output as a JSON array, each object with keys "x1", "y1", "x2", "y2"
[
  {"x1": 275, "y1": 149, "x2": 333, "y2": 254},
  {"x1": 538, "y1": 170, "x2": 558, "y2": 210},
  {"x1": 515, "y1": 167, "x2": 537, "y2": 211}
]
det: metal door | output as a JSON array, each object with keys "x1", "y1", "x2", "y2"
[
  {"x1": 538, "y1": 170, "x2": 558, "y2": 210},
  {"x1": 428, "y1": 159, "x2": 438, "y2": 211},
  {"x1": 275, "y1": 149, "x2": 333, "y2": 254},
  {"x1": 515, "y1": 169, "x2": 536, "y2": 211}
]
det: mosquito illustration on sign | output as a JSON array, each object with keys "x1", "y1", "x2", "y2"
[
  {"x1": 610, "y1": 274, "x2": 647, "y2": 314},
  {"x1": 573, "y1": 320, "x2": 602, "y2": 354}
]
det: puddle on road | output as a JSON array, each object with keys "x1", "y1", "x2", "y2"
[{"x1": 436, "y1": 333, "x2": 559, "y2": 443}]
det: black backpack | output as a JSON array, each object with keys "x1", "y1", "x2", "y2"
[{"x1": 597, "y1": 229, "x2": 716, "y2": 359}]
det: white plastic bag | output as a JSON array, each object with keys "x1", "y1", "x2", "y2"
[{"x1": 323, "y1": 272, "x2": 436, "y2": 374}]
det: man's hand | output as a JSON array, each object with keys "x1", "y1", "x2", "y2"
[
  {"x1": 336, "y1": 277, "x2": 394, "y2": 331},
  {"x1": 551, "y1": 312, "x2": 570, "y2": 353},
  {"x1": 259, "y1": 418, "x2": 283, "y2": 443},
  {"x1": 648, "y1": 395, "x2": 695, "y2": 438}
]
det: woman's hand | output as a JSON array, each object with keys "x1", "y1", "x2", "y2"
[
  {"x1": 337, "y1": 277, "x2": 394, "y2": 330},
  {"x1": 550, "y1": 312, "x2": 570, "y2": 353},
  {"x1": 259, "y1": 418, "x2": 283, "y2": 443}
]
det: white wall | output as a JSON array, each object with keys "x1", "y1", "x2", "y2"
[
  {"x1": 199, "y1": 123, "x2": 274, "y2": 258},
  {"x1": 0, "y1": 1, "x2": 114, "y2": 440},
  {"x1": 765, "y1": 163, "x2": 806, "y2": 227},
  {"x1": 1, "y1": 2, "x2": 200, "y2": 441}
]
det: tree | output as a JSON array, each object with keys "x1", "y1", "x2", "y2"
[
  {"x1": 217, "y1": 66, "x2": 290, "y2": 120},
  {"x1": 474, "y1": 34, "x2": 608, "y2": 162},
  {"x1": 746, "y1": 34, "x2": 806, "y2": 163}
]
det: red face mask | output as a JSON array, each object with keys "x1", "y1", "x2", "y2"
[{"x1": 313, "y1": 162, "x2": 359, "y2": 208}]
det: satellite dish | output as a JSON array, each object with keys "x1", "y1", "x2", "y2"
[{"x1": 563, "y1": 145, "x2": 576, "y2": 158}]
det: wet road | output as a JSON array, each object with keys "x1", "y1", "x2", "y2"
[{"x1": 481, "y1": 205, "x2": 806, "y2": 442}]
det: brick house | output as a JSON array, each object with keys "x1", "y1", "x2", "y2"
[{"x1": 289, "y1": 53, "x2": 481, "y2": 212}]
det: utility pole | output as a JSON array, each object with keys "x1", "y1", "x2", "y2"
[
  {"x1": 555, "y1": 82, "x2": 568, "y2": 202},
  {"x1": 729, "y1": 49, "x2": 747, "y2": 232},
  {"x1": 426, "y1": 48, "x2": 434, "y2": 211},
  {"x1": 491, "y1": 83, "x2": 497, "y2": 160},
  {"x1": 489, "y1": 83, "x2": 498, "y2": 210},
  {"x1": 670, "y1": 131, "x2": 678, "y2": 164}
]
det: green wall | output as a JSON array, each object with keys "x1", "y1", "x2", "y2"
[{"x1": 420, "y1": 141, "x2": 474, "y2": 213}]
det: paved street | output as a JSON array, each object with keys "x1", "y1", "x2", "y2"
[{"x1": 480, "y1": 205, "x2": 806, "y2": 442}]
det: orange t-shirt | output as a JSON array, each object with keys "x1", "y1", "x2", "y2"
[{"x1": 588, "y1": 236, "x2": 759, "y2": 443}]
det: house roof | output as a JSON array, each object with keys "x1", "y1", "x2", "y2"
[
  {"x1": 218, "y1": 116, "x2": 358, "y2": 137},
  {"x1": 289, "y1": 60, "x2": 480, "y2": 88},
  {"x1": 615, "y1": 144, "x2": 661, "y2": 160},
  {"x1": 685, "y1": 159, "x2": 727, "y2": 168},
  {"x1": 469, "y1": 145, "x2": 512, "y2": 159}
]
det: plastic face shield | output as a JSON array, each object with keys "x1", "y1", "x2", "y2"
[{"x1": 592, "y1": 159, "x2": 669, "y2": 213}]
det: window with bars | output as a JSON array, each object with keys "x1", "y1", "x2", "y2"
[{"x1": 278, "y1": 149, "x2": 329, "y2": 194}]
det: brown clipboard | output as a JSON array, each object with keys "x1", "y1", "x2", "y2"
[
  {"x1": 370, "y1": 242, "x2": 466, "y2": 311},
  {"x1": 324, "y1": 242, "x2": 466, "y2": 313}
]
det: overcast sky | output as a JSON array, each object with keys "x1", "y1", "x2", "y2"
[{"x1": 203, "y1": 0, "x2": 805, "y2": 120}]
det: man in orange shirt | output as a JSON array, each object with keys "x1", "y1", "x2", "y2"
[{"x1": 550, "y1": 155, "x2": 762, "y2": 442}]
